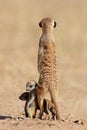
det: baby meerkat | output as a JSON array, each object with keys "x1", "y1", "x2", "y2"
[
  {"x1": 19, "y1": 80, "x2": 56, "y2": 119},
  {"x1": 19, "y1": 81, "x2": 37, "y2": 118},
  {"x1": 37, "y1": 17, "x2": 60, "y2": 119}
]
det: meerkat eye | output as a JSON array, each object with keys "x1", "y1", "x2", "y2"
[
  {"x1": 39, "y1": 22, "x2": 42, "y2": 28},
  {"x1": 54, "y1": 21, "x2": 57, "y2": 28},
  {"x1": 29, "y1": 85, "x2": 33, "y2": 88}
]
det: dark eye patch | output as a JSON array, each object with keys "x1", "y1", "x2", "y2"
[{"x1": 29, "y1": 85, "x2": 33, "y2": 88}]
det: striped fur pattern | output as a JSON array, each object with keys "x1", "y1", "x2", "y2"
[{"x1": 37, "y1": 17, "x2": 60, "y2": 119}]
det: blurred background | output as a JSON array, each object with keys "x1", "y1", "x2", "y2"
[{"x1": 0, "y1": 0, "x2": 87, "y2": 120}]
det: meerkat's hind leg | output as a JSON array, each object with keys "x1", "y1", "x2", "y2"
[
  {"x1": 43, "y1": 99, "x2": 49, "y2": 114},
  {"x1": 49, "y1": 89, "x2": 60, "y2": 120},
  {"x1": 50, "y1": 107, "x2": 56, "y2": 120},
  {"x1": 25, "y1": 100, "x2": 30, "y2": 117},
  {"x1": 25, "y1": 101, "x2": 37, "y2": 118},
  {"x1": 53, "y1": 100, "x2": 60, "y2": 120},
  {"x1": 44, "y1": 99, "x2": 57, "y2": 120},
  {"x1": 38, "y1": 99, "x2": 44, "y2": 119},
  {"x1": 52, "y1": 100, "x2": 60, "y2": 120},
  {"x1": 36, "y1": 83, "x2": 45, "y2": 119}
]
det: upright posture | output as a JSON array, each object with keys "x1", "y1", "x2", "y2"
[{"x1": 37, "y1": 17, "x2": 60, "y2": 119}]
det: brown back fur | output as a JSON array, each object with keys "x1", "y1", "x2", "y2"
[{"x1": 37, "y1": 17, "x2": 60, "y2": 119}]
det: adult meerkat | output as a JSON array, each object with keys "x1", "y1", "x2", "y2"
[
  {"x1": 37, "y1": 17, "x2": 60, "y2": 119},
  {"x1": 19, "y1": 80, "x2": 56, "y2": 119}
]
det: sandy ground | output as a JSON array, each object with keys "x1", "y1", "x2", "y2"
[{"x1": 0, "y1": 0, "x2": 87, "y2": 130}]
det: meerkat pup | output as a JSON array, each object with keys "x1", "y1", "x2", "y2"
[
  {"x1": 37, "y1": 17, "x2": 60, "y2": 120},
  {"x1": 19, "y1": 81, "x2": 37, "y2": 118},
  {"x1": 19, "y1": 80, "x2": 56, "y2": 119}
]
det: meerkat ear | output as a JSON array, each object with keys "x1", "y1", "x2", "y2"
[
  {"x1": 39, "y1": 21, "x2": 42, "y2": 28},
  {"x1": 35, "y1": 83, "x2": 41, "y2": 88},
  {"x1": 54, "y1": 21, "x2": 57, "y2": 28},
  {"x1": 35, "y1": 83, "x2": 38, "y2": 88}
]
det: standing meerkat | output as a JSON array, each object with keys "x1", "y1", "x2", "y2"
[{"x1": 37, "y1": 17, "x2": 60, "y2": 119}]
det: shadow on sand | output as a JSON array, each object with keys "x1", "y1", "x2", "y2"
[{"x1": 0, "y1": 115, "x2": 14, "y2": 120}]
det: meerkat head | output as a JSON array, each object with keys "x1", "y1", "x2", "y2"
[
  {"x1": 39, "y1": 17, "x2": 56, "y2": 32},
  {"x1": 26, "y1": 80, "x2": 38, "y2": 92}
]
